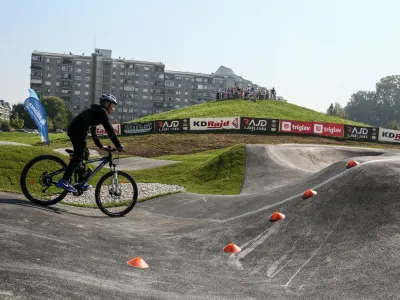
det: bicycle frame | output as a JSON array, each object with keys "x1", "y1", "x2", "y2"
[{"x1": 48, "y1": 151, "x2": 117, "y2": 186}]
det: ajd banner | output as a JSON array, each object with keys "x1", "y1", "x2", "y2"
[{"x1": 24, "y1": 89, "x2": 50, "y2": 144}]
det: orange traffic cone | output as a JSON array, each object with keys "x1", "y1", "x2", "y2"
[
  {"x1": 346, "y1": 159, "x2": 359, "y2": 169},
  {"x1": 269, "y1": 211, "x2": 285, "y2": 222},
  {"x1": 127, "y1": 257, "x2": 149, "y2": 269},
  {"x1": 223, "y1": 243, "x2": 241, "y2": 253},
  {"x1": 302, "y1": 189, "x2": 317, "y2": 199}
]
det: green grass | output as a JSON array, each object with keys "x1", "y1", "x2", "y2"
[
  {"x1": 131, "y1": 99, "x2": 369, "y2": 126},
  {"x1": 0, "y1": 145, "x2": 108, "y2": 196},
  {"x1": 127, "y1": 144, "x2": 246, "y2": 194},
  {"x1": 0, "y1": 132, "x2": 70, "y2": 147},
  {"x1": 0, "y1": 144, "x2": 246, "y2": 209}
]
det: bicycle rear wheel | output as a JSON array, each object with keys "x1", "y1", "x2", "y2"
[
  {"x1": 20, "y1": 155, "x2": 69, "y2": 206},
  {"x1": 95, "y1": 170, "x2": 138, "y2": 217}
]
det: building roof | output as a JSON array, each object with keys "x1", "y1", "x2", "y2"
[
  {"x1": 0, "y1": 100, "x2": 11, "y2": 109},
  {"x1": 113, "y1": 59, "x2": 164, "y2": 67},
  {"x1": 165, "y1": 70, "x2": 225, "y2": 78},
  {"x1": 32, "y1": 51, "x2": 91, "y2": 60},
  {"x1": 214, "y1": 65, "x2": 252, "y2": 84}
]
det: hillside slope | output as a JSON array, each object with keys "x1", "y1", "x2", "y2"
[{"x1": 131, "y1": 99, "x2": 368, "y2": 126}]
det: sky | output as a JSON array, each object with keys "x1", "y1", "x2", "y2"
[{"x1": 1, "y1": 0, "x2": 400, "y2": 113}]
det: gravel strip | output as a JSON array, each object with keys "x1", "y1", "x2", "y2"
[{"x1": 62, "y1": 182, "x2": 186, "y2": 205}]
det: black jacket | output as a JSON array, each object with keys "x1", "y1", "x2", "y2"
[{"x1": 67, "y1": 104, "x2": 122, "y2": 149}]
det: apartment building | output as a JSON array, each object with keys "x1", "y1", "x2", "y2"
[
  {"x1": 30, "y1": 48, "x2": 267, "y2": 122},
  {"x1": 0, "y1": 99, "x2": 11, "y2": 121},
  {"x1": 30, "y1": 52, "x2": 92, "y2": 114}
]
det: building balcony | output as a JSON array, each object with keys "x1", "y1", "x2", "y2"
[
  {"x1": 30, "y1": 64, "x2": 42, "y2": 70},
  {"x1": 62, "y1": 58, "x2": 73, "y2": 65}
]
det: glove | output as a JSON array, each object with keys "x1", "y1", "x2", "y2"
[
  {"x1": 102, "y1": 145, "x2": 110, "y2": 150},
  {"x1": 117, "y1": 145, "x2": 125, "y2": 152}
]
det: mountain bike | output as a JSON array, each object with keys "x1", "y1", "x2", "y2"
[{"x1": 20, "y1": 147, "x2": 138, "y2": 217}]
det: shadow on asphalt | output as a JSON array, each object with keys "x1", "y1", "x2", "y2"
[{"x1": 0, "y1": 197, "x2": 108, "y2": 219}]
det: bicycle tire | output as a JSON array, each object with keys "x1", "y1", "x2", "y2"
[
  {"x1": 20, "y1": 154, "x2": 69, "y2": 206},
  {"x1": 95, "y1": 170, "x2": 138, "y2": 217}
]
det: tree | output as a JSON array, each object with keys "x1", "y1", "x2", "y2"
[
  {"x1": 11, "y1": 103, "x2": 25, "y2": 120},
  {"x1": 344, "y1": 91, "x2": 380, "y2": 126},
  {"x1": 66, "y1": 107, "x2": 75, "y2": 124},
  {"x1": 326, "y1": 102, "x2": 347, "y2": 119},
  {"x1": 41, "y1": 96, "x2": 68, "y2": 130},
  {"x1": 10, "y1": 114, "x2": 24, "y2": 129},
  {"x1": 0, "y1": 120, "x2": 10, "y2": 132},
  {"x1": 46, "y1": 117, "x2": 54, "y2": 132},
  {"x1": 11, "y1": 103, "x2": 35, "y2": 129},
  {"x1": 387, "y1": 120, "x2": 400, "y2": 130}
]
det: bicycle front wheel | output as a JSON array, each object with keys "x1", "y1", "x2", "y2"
[{"x1": 95, "y1": 171, "x2": 138, "y2": 217}]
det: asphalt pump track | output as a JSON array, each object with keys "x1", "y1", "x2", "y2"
[{"x1": 0, "y1": 144, "x2": 399, "y2": 299}]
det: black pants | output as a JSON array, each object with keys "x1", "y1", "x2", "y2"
[{"x1": 62, "y1": 134, "x2": 90, "y2": 181}]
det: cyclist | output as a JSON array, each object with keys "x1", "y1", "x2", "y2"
[{"x1": 56, "y1": 94, "x2": 124, "y2": 193}]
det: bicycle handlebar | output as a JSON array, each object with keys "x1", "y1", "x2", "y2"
[{"x1": 104, "y1": 147, "x2": 125, "y2": 153}]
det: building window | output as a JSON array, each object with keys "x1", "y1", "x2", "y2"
[
  {"x1": 76, "y1": 68, "x2": 81, "y2": 73},
  {"x1": 85, "y1": 84, "x2": 89, "y2": 88},
  {"x1": 175, "y1": 105, "x2": 180, "y2": 109},
  {"x1": 45, "y1": 81, "x2": 51, "y2": 86},
  {"x1": 31, "y1": 55, "x2": 42, "y2": 61},
  {"x1": 185, "y1": 92, "x2": 188, "y2": 95},
  {"x1": 47, "y1": 74, "x2": 52, "y2": 78},
  {"x1": 56, "y1": 82, "x2": 60, "y2": 86},
  {"x1": 46, "y1": 66, "x2": 52, "y2": 70},
  {"x1": 76, "y1": 61, "x2": 82, "y2": 65},
  {"x1": 85, "y1": 76, "x2": 90, "y2": 81},
  {"x1": 85, "y1": 91, "x2": 89, "y2": 95},
  {"x1": 86, "y1": 69, "x2": 90, "y2": 73},
  {"x1": 143, "y1": 89, "x2": 148, "y2": 93},
  {"x1": 74, "y1": 91, "x2": 80, "y2": 95},
  {"x1": 176, "y1": 91, "x2": 180, "y2": 95},
  {"x1": 144, "y1": 81, "x2": 149, "y2": 85},
  {"x1": 185, "y1": 99, "x2": 188, "y2": 102},
  {"x1": 75, "y1": 76, "x2": 81, "y2": 80}
]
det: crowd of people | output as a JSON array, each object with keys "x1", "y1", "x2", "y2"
[{"x1": 216, "y1": 86, "x2": 277, "y2": 101}]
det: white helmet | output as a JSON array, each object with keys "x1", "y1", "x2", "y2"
[{"x1": 100, "y1": 94, "x2": 118, "y2": 104}]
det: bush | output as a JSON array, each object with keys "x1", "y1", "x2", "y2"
[{"x1": 0, "y1": 120, "x2": 11, "y2": 132}]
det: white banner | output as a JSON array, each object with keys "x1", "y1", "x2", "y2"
[
  {"x1": 378, "y1": 127, "x2": 400, "y2": 143},
  {"x1": 190, "y1": 117, "x2": 240, "y2": 130},
  {"x1": 96, "y1": 123, "x2": 121, "y2": 136}
]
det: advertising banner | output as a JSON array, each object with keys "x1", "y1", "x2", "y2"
[
  {"x1": 378, "y1": 127, "x2": 400, "y2": 143},
  {"x1": 122, "y1": 122, "x2": 154, "y2": 135},
  {"x1": 240, "y1": 117, "x2": 279, "y2": 132},
  {"x1": 155, "y1": 119, "x2": 189, "y2": 132},
  {"x1": 344, "y1": 125, "x2": 379, "y2": 141},
  {"x1": 96, "y1": 123, "x2": 121, "y2": 136},
  {"x1": 312, "y1": 122, "x2": 344, "y2": 137},
  {"x1": 279, "y1": 120, "x2": 313, "y2": 134},
  {"x1": 24, "y1": 88, "x2": 49, "y2": 144},
  {"x1": 190, "y1": 117, "x2": 240, "y2": 130}
]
